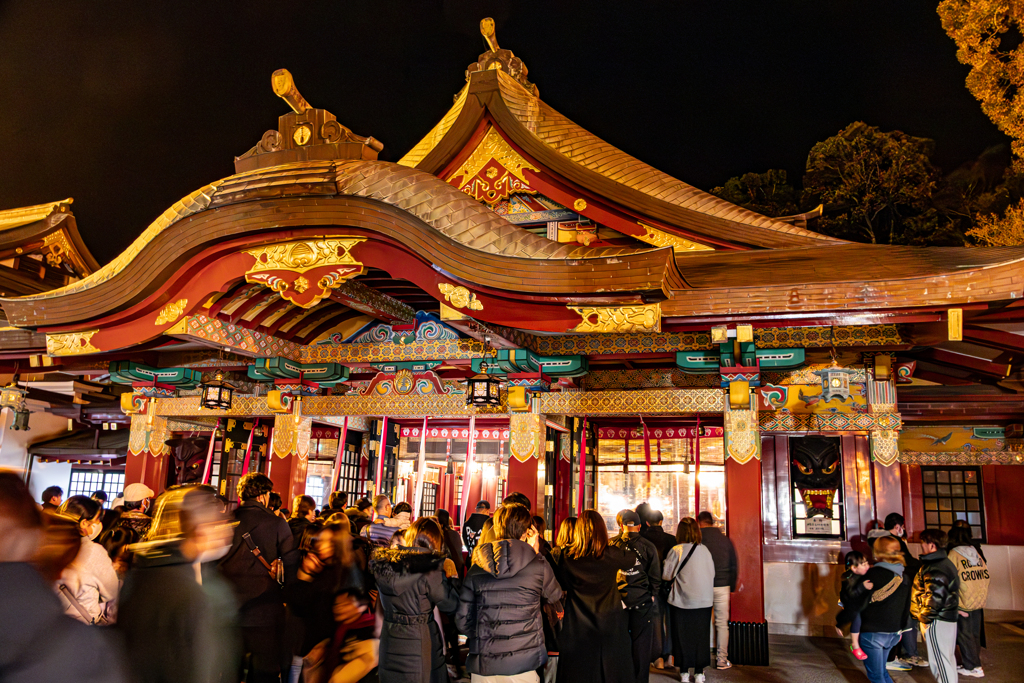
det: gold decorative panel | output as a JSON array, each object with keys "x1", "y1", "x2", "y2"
[
  {"x1": 569, "y1": 303, "x2": 660, "y2": 334},
  {"x1": 636, "y1": 223, "x2": 713, "y2": 253},
  {"x1": 155, "y1": 298, "x2": 189, "y2": 326},
  {"x1": 46, "y1": 330, "x2": 100, "y2": 356},
  {"x1": 243, "y1": 238, "x2": 366, "y2": 308},
  {"x1": 438, "y1": 284, "x2": 483, "y2": 311},
  {"x1": 446, "y1": 126, "x2": 539, "y2": 204},
  {"x1": 510, "y1": 413, "x2": 544, "y2": 462},
  {"x1": 537, "y1": 389, "x2": 723, "y2": 416}
]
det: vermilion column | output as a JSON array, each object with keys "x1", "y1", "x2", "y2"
[
  {"x1": 268, "y1": 451, "x2": 308, "y2": 503},
  {"x1": 506, "y1": 455, "x2": 539, "y2": 510},
  {"x1": 725, "y1": 456, "x2": 765, "y2": 621}
]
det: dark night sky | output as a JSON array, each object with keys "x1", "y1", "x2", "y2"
[{"x1": 0, "y1": 0, "x2": 1009, "y2": 264}]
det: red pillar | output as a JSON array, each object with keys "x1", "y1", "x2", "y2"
[
  {"x1": 467, "y1": 468, "x2": 484, "y2": 511},
  {"x1": 268, "y1": 453, "x2": 308, "y2": 504},
  {"x1": 554, "y1": 452, "x2": 573, "y2": 530},
  {"x1": 725, "y1": 457, "x2": 765, "y2": 622},
  {"x1": 125, "y1": 451, "x2": 146, "y2": 488},
  {"x1": 507, "y1": 456, "x2": 540, "y2": 511}
]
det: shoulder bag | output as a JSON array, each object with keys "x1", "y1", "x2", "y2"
[{"x1": 659, "y1": 543, "x2": 697, "y2": 602}]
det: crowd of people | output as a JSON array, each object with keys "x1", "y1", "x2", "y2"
[
  {"x1": 1, "y1": 469, "x2": 995, "y2": 683},
  {"x1": 836, "y1": 512, "x2": 991, "y2": 683}
]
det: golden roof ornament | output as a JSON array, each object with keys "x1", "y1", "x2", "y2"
[
  {"x1": 466, "y1": 18, "x2": 539, "y2": 97},
  {"x1": 235, "y1": 69, "x2": 384, "y2": 173}
]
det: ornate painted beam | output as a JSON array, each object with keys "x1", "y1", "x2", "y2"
[
  {"x1": 167, "y1": 314, "x2": 301, "y2": 360},
  {"x1": 329, "y1": 279, "x2": 415, "y2": 324}
]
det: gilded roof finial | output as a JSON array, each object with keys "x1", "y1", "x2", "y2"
[
  {"x1": 480, "y1": 18, "x2": 500, "y2": 52},
  {"x1": 467, "y1": 18, "x2": 538, "y2": 97},
  {"x1": 234, "y1": 69, "x2": 383, "y2": 173},
  {"x1": 271, "y1": 69, "x2": 310, "y2": 114}
]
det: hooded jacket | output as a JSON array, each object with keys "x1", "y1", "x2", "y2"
[
  {"x1": 948, "y1": 544, "x2": 989, "y2": 611},
  {"x1": 608, "y1": 531, "x2": 661, "y2": 608},
  {"x1": 369, "y1": 546, "x2": 459, "y2": 683},
  {"x1": 910, "y1": 549, "x2": 959, "y2": 624},
  {"x1": 456, "y1": 538, "x2": 563, "y2": 676}
]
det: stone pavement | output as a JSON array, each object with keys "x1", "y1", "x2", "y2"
[{"x1": 645, "y1": 623, "x2": 1024, "y2": 682}]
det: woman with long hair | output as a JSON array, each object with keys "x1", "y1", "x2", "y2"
[
  {"x1": 370, "y1": 516, "x2": 459, "y2": 683},
  {"x1": 56, "y1": 495, "x2": 119, "y2": 624},
  {"x1": 662, "y1": 517, "x2": 715, "y2": 682},
  {"x1": 435, "y1": 509, "x2": 465, "y2": 578},
  {"x1": 554, "y1": 517, "x2": 577, "y2": 549},
  {"x1": 550, "y1": 509, "x2": 633, "y2": 683}
]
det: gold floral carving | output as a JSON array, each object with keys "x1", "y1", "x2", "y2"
[
  {"x1": 724, "y1": 402, "x2": 760, "y2": 464},
  {"x1": 244, "y1": 238, "x2": 366, "y2": 308},
  {"x1": 42, "y1": 230, "x2": 92, "y2": 276},
  {"x1": 573, "y1": 198, "x2": 587, "y2": 211},
  {"x1": 439, "y1": 283, "x2": 483, "y2": 311},
  {"x1": 446, "y1": 127, "x2": 539, "y2": 204},
  {"x1": 636, "y1": 223, "x2": 713, "y2": 253},
  {"x1": 510, "y1": 413, "x2": 544, "y2": 462},
  {"x1": 155, "y1": 298, "x2": 189, "y2": 326},
  {"x1": 871, "y1": 429, "x2": 900, "y2": 467},
  {"x1": 569, "y1": 303, "x2": 660, "y2": 333},
  {"x1": 46, "y1": 330, "x2": 101, "y2": 356}
]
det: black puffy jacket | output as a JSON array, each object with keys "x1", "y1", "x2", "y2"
[
  {"x1": 910, "y1": 549, "x2": 960, "y2": 624},
  {"x1": 456, "y1": 538, "x2": 563, "y2": 677}
]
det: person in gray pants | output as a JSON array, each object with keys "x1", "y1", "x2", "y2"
[{"x1": 697, "y1": 511, "x2": 737, "y2": 670}]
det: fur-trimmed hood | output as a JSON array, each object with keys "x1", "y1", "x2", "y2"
[{"x1": 369, "y1": 546, "x2": 445, "y2": 591}]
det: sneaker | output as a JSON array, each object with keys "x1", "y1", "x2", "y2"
[
  {"x1": 905, "y1": 655, "x2": 929, "y2": 667},
  {"x1": 886, "y1": 659, "x2": 912, "y2": 671},
  {"x1": 680, "y1": 674, "x2": 691, "y2": 683},
  {"x1": 694, "y1": 675, "x2": 706, "y2": 683},
  {"x1": 717, "y1": 657, "x2": 732, "y2": 669},
  {"x1": 957, "y1": 667, "x2": 985, "y2": 678},
  {"x1": 851, "y1": 647, "x2": 868, "y2": 661}
]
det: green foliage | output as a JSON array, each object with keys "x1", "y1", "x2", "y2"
[
  {"x1": 710, "y1": 169, "x2": 799, "y2": 218},
  {"x1": 802, "y1": 122, "x2": 940, "y2": 245}
]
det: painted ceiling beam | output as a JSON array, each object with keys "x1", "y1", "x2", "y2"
[{"x1": 328, "y1": 279, "x2": 415, "y2": 324}]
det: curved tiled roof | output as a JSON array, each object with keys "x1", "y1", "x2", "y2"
[
  {"x1": 333, "y1": 160, "x2": 649, "y2": 260},
  {"x1": 3, "y1": 160, "x2": 669, "y2": 308},
  {"x1": 492, "y1": 71, "x2": 836, "y2": 245},
  {"x1": 399, "y1": 68, "x2": 843, "y2": 249}
]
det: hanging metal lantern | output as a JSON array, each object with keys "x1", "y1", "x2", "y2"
[
  {"x1": 466, "y1": 373, "x2": 502, "y2": 407},
  {"x1": 0, "y1": 382, "x2": 27, "y2": 411},
  {"x1": 200, "y1": 372, "x2": 236, "y2": 410},
  {"x1": 11, "y1": 408, "x2": 30, "y2": 431}
]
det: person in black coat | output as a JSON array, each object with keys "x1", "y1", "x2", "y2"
[
  {"x1": 551, "y1": 509, "x2": 634, "y2": 683},
  {"x1": 610, "y1": 510, "x2": 661, "y2": 683},
  {"x1": 287, "y1": 494, "x2": 317, "y2": 540},
  {"x1": 0, "y1": 471, "x2": 125, "y2": 683},
  {"x1": 457, "y1": 504, "x2": 563, "y2": 678},
  {"x1": 839, "y1": 536, "x2": 911, "y2": 683},
  {"x1": 462, "y1": 500, "x2": 491, "y2": 555},
  {"x1": 911, "y1": 529, "x2": 960, "y2": 683},
  {"x1": 640, "y1": 510, "x2": 676, "y2": 672},
  {"x1": 119, "y1": 485, "x2": 240, "y2": 683},
  {"x1": 219, "y1": 473, "x2": 298, "y2": 683},
  {"x1": 370, "y1": 517, "x2": 460, "y2": 683}
]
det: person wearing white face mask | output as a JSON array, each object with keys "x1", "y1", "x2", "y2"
[
  {"x1": 118, "y1": 484, "x2": 242, "y2": 683},
  {"x1": 56, "y1": 495, "x2": 120, "y2": 624}
]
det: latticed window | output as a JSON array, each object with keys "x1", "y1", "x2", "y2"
[
  {"x1": 69, "y1": 469, "x2": 125, "y2": 508},
  {"x1": 922, "y1": 466, "x2": 985, "y2": 542}
]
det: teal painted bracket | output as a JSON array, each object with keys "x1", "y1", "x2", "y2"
[
  {"x1": 247, "y1": 357, "x2": 349, "y2": 385},
  {"x1": 676, "y1": 347, "x2": 805, "y2": 374},
  {"x1": 370, "y1": 361, "x2": 442, "y2": 373},
  {"x1": 471, "y1": 349, "x2": 588, "y2": 378},
  {"x1": 109, "y1": 360, "x2": 202, "y2": 388}
]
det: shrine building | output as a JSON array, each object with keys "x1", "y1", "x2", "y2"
[{"x1": 3, "y1": 19, "x2": 1024, "y2": 656}]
